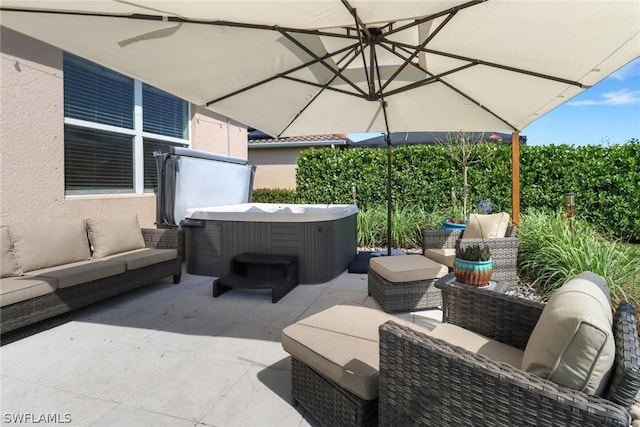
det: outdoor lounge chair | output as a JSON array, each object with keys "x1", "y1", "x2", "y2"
[
  {"x1": 422, "y1": 220, "x2": 519, "y2": 286},
  {"x1": 378, "y1": 275, "x2": 640, "y2": 427}
]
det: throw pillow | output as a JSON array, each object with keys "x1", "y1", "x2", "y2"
[
  {"x1": 464, "y1": 212, "x2": 510, "y2": 239},
  {"x1": 10, "y1": 219, "x2": 91, "y2": 272},
  {"x1": 86, "y1": 214, "x2": 146, "y2": 258},
  {"x1": 1, "y1": 226, "x2": 22, "y2": 277}
]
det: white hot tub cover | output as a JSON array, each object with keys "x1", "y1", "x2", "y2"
[{"x1": 154, "y1": 147, "x2": 256, "y2": 227}]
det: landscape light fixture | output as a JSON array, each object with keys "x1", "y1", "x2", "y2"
[{"x1": 563, "y1": 190, "x2": 575, "y2": 233}]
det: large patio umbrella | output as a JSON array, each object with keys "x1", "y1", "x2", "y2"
[{"x1": 2, "y1": 1, "x2": 639, "y2": 254}]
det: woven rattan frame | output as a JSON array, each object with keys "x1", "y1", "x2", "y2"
[
  {"x1": 291, "y1": 357, "x2": 377, "y2": 426},
  {"x1": 604, "y1": 302, "x2": 640, "y2": 408},
  {"x1": 1, "y1": 228, "x2": 183, "y2": 335},
  {"x1": 368, "y1": 267, "x2": 442, "y2": 312},
  {"x1": 379, "y1": 281, "x2": 640, "y2": 426},
  {"x1": 422, "y1": 225, "x2": 519, "y2": 286},
  {"x1": 435, "y1": 275, "x2": 544, "y2": 350}
]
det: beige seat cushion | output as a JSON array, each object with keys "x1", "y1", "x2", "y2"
[
  {"x1": 464, "y1": 212, "x2": 510, "y2": 239},
  {"x1": 0, "y1": 276, "x2": 56, "y2": 307},
  {"x1": 429, "y1": 323, "x2": 524, "y2": 368},
  {"x1": 522, "y1": 272, "x2": 614, "y2": 395},
  {"x1": 370, "y1": 255, "x2": 448, "y2": 283},
  {"x1": 87, "y1": 214, "x2": 146, "y2": 258},
  {"x1": 423, "y1": 248, "x2": 455, "y2": 269},
  {"x1": 1, "y1": 226, "x2": 22, "y2": 278},
  {"x1": 25, "y1": 260, "x2": 126, "y2": 289},
  {"x1": 100, "y1": 248, "x2": 177, "y2": 270},
  {"x1": 10, "y1": 219, "x2": 91, "y2": 272},
  {"x1": 281, "y1": 304, "x2": 433, "y2": 401}
]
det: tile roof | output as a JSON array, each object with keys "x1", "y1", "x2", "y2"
[
  {"x1": 248, "y1": 133, "x2": 351, "y2": 149},
  {"x1": 248, "y1": 133, "x2": 350, "y2": 143}
]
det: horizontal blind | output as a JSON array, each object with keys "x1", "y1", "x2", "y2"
[
  {"x1": 63, "y1": 53, "x2": 134, "y2": 129},
  {"x1": 143, "y1": 84, "x2": 188, "y2": 139},
  {"x1": 65, "y1": 126, "x2": 133, "y2": 192}
]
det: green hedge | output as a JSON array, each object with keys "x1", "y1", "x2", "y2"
[
  {"x1": 252, "y1": 188, "x2": 298, "y2": 203},
  {"x1": 295, "y1": 140, "x2": 640, "y2": 241}
]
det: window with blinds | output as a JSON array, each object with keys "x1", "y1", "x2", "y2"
[
  {"x1": 64, "y1": 55, "x2": 134, "y2": 129},
  {"x1": 143, "y1": 84, "x2": 189, "y2": 139},
  {"x1": 65, "y1": 127, "x2": 134, "y2": 193},
  {"x1": 63, "y1": 53, "x2": 188, "y2": 195}
]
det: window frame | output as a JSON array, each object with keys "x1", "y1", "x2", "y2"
[{"x1": 63, "y1": 55, "x2": 190, "y2": 196}]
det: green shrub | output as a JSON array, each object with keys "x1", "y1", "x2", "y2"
[
  {"x1": 252, "y1": 188, "x2": 297, "y2": 203},
  {"x1": 295, "y1": 140, "x2": 640, "y2": 241},
  {"x1": 356, "y1": 204, "x2": 445, "y2": 249},
  {"x1": 518, "y1": 209, "x2": 639, "y2": 306}
]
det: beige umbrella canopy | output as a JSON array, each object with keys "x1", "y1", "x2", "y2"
[
  {"x1": 2, "y1": 1, "x2": 638, "y2": 136},
  {"x1": 2, "y1": 0, "x2": 639, "y2": 250}
]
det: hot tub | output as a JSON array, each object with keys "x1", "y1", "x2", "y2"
[
  {"x1": 154, "y1": 148, "x2": 358, "y2": 284},
  {"x1": 183, "y1": 203, "x2": 358, "y2": 284}
]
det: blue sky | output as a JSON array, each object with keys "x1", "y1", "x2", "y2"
[{"x1": 349, "y1": 57, "x2": 640, "y2": 146}]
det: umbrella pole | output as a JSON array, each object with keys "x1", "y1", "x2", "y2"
[
  {"x1": 511, "y1": 132, "x2": 520, "y2": 226},
  {"x1": 386, "y1": 133, "x2": 392, "y2": 256}
]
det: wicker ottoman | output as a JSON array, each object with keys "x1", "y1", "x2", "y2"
[
  {"x1": 368, "y1": 255, "x2": 448, "y2": 312},
  {"x1": 281, "y1": 304, "x2": 433, "y2": 426}
]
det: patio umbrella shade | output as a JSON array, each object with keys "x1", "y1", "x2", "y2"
[{"x1": 2, "y1": 1, "x2": 639, "y2": 251}]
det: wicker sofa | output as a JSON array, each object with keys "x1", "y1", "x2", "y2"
[
  {"x1": 422, "y1": 222, "x2": 519, "y2": 285},
  {"x1": 1, "y1": 215, "x2": 182, "y2": 334},
  {"x1": 378, "y1": 276, "x2": 640, "y2": 427}
]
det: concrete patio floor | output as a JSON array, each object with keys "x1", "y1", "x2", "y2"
[{"x1": 0, "y1": 267, "x2": 442, "y2": 426}]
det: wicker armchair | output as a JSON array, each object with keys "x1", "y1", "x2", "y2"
[
  {"x1": 422, "y1": 225, "x2": 519, "y2": 285},
  {"x1": 378, "y1": 281, "x2": 640, "y2": 427}
]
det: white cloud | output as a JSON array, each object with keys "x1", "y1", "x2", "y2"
[
  {"x1": 610, "y1": 58, "x2": 640, "y2": 81},
  {"x1": 568, "y1": 88, "x2": 640, "y2": 107}
]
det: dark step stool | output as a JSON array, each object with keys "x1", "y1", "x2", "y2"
[{"x1": 213, "y1": 253, "x2": 299, "y2": 303}]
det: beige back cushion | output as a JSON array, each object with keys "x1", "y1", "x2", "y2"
[
  {"x1": 522, "y1": 272, "x2": 614, "y2": 395},
  {"x1": 464, "y1": 212, "x2": 510, "y2": 239},
  {"x1": 1, "y1": 226, "x2": 22, "y2": 278},
  {"x1": 10, "y1": 219, "x2": 91, "y2": 272},
  {"x1": 87, "y1": 214, "x2": 146, "y2": 258}
]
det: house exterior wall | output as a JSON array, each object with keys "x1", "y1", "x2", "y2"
[
  {"x1": 248, "y1": 147, "x2": 302, "y2": 189},
  {"x1": 0, "y1": 27, "x2": 247, "y2": 228},
  {"x1": 191, "y1": 108, "x2": 247, "y2": 159}
]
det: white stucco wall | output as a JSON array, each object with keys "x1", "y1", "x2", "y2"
[
  {"x1": 191, "y1": 107, "x2": 248, "y2": 159},
  {"x1": 0, "y1": 27, "x2": 247, "y2": 228}
]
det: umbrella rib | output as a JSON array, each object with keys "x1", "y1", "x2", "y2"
[
  {"x1": 385, "y1": 0, "x2": 487, "y2": 37},
  {"x1": 422, "y1": 48, "x2": 589, "y2": 88},
  {"x1": 377, "y1": 10, "x2": 457, "y2": 96},
  {"x1": 277, "y1": 29, "x2": 368, "y2": 98},
  {"x1": 390, "y1": 39, "x2": 587, "y2": 88},
  {"x1": 206, "y1": 42, "x2": 360, "y2": 106},
  {"x1": 378, "y1": 43, "x2": 519, "y2": 130},
  {"x1": 279, "y1": 75, "x2": 365, "y2": 99},
  {"x1": 382, "y1": 63, "x2": 475, "y2": 96},
  {"x1": 0, "y1": 7, "x2": 361, "y2": 41},
  {"x1": 439, "y1": 79, "x2": 519, "y2": 130},
  {"x1": 341, "y1": 0, "x2": 379, "y2": 99},
  {"x1": 350, "y1": 8, "x2": 374, "y2": 97},
  {"x1": 341, "y1": 0, "x2": 370, "y2": 38},
  {"x1": 277, "y1": 43, "x2": 368, "y2": 136},
  {"x1": 385, "y1": 36, "x2": 582, "y2": 91}
]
